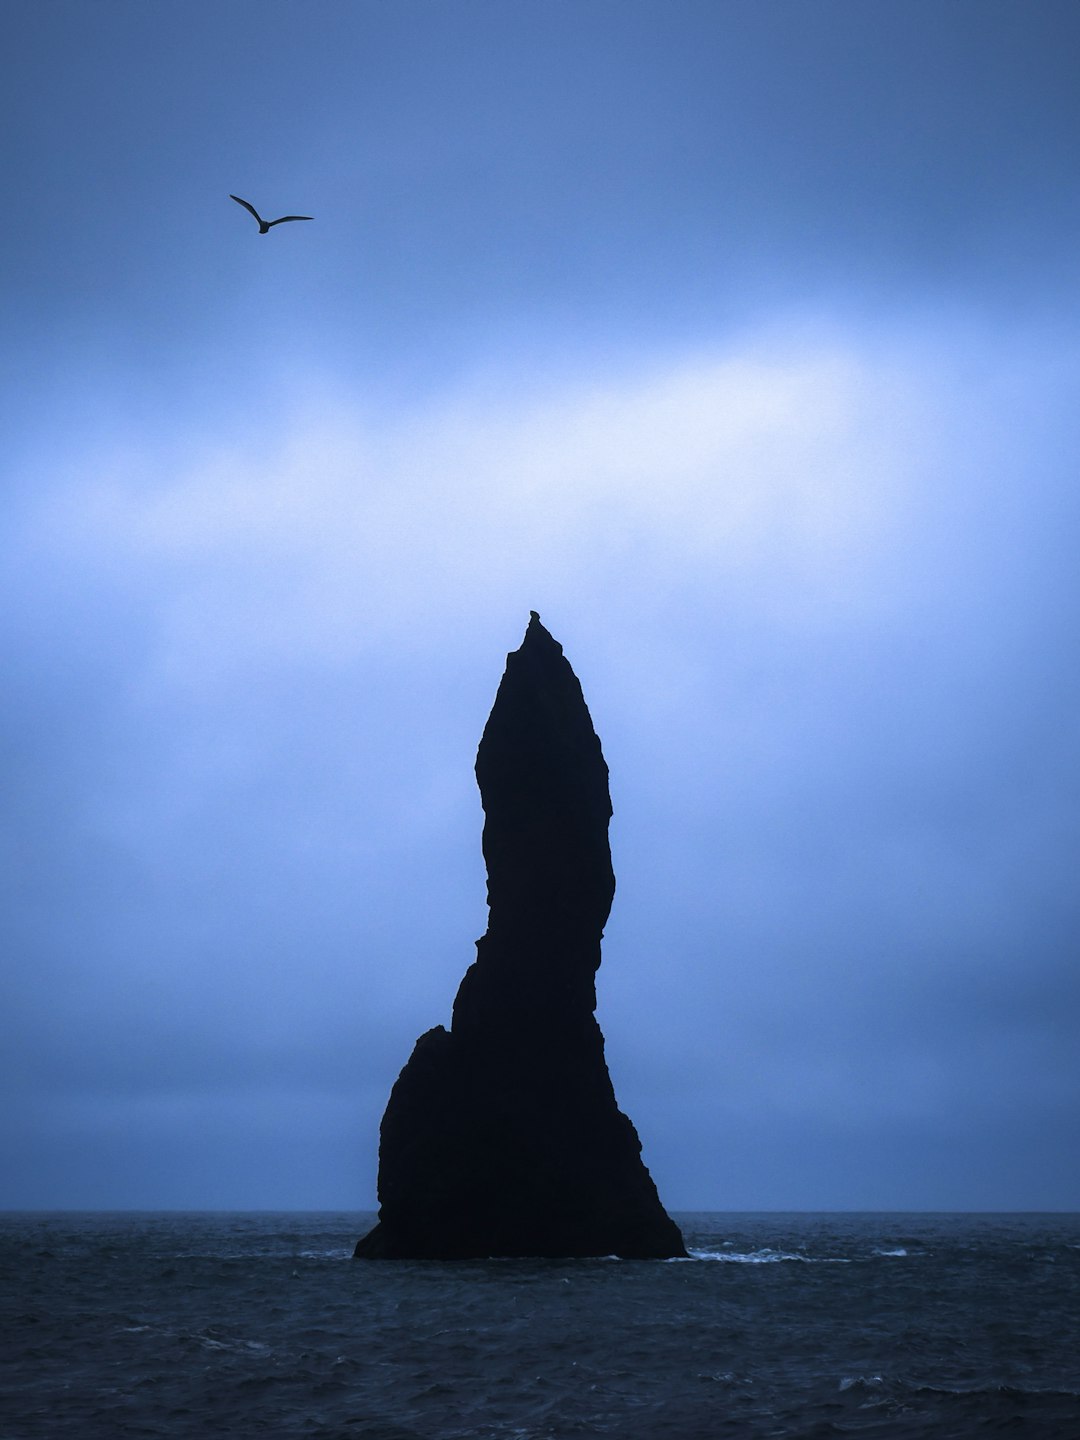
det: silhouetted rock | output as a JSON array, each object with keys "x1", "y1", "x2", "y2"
[{"x1": 355, "y1": 613, "x2": 685, "y2": 1260}]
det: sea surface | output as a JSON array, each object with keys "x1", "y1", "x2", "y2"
[{"x1": 2, "y1": 1211, "x2": 1078, "y2": 1438}]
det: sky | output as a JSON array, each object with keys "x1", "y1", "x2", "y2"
[{"x1": 2, "y1": 0, "x2": 1079, "y2": 1212}]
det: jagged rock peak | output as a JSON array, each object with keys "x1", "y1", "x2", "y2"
[{"x1": 472, "y1": 610, "x2": 614, "y2": 964}]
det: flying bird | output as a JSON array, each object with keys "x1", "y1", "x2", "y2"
[{"x1": 229, "y1": 194, "x2": 312, "y2": 234}]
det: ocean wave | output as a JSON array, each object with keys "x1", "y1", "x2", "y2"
[
  {"x1": 682, "y1": 1248, "x2": 852, "y2": 1264},
  {"x1": 190, "y1": 1331, "x2": 271, "y2": 1355},
  {"x1": 676, "y1": 1243, "x2": 914, "y2": 1264},
  {"x1": 839, "y1": 1375, "x2": 1080, "y2": 1402},
  {"x1": 696, "y1": 1371, "x2": 754, "y2": 1387},
  {"x1": 912, "y1": 1381, "x2": 1080, "y2": 1400}
]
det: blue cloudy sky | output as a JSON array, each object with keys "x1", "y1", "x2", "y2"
[{"x1": 2, "y1": 0, "x2": 1079, "y2": 1211}]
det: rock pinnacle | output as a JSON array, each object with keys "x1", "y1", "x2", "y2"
[{"x1": 354, "y1": 614, "x2": 685, "y2": 1259}]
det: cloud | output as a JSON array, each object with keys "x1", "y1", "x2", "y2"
[
  {"x1": 3, "y1": 312, "x2": 1079, "y2": 1205},
  {"x1": 35, "y1": 328, "x2": 921, "y2": 673}
]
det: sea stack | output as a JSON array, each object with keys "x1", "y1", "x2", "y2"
[{"x1": 355, "y1": 613, "x2": 685, "y2": 1260}]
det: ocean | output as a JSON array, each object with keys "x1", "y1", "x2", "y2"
[{"x1": 2, "y1": 1211, "x2": 1078, "y2": 1438}]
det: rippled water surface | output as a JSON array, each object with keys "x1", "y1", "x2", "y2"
[{"x1": 3, "y1": 1211, "x2": 1079, "y2": 1437}]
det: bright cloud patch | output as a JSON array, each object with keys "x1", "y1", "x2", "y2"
[{"x1": 44, "y1": 333, "x2": 925, "y2": 686}]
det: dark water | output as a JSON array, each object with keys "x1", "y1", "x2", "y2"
[{"x1": 2, "y1": 1212, "x2": 1079, "y2": 1438}]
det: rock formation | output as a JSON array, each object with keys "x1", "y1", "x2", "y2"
[{"x1": 354, "y1": 612, "x2": 685, "y2": 1260}]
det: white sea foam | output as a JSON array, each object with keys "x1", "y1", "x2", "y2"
[
  {"x1": 684, "y1": 1248, "x2": 852, "y2": 1264},
  {"x1": 191, "y1": 1331, "x2": 270, "y2": 1355},
  {"x1": 872, "y1": 1247, "x2": 908, "y2": 1257}
]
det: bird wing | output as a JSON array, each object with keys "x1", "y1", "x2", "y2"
[
  {"x1": 229, "y1": 194, "x2": 265, "y2": 225},
  {"x1": 266, "y1": 215, "x2": 313, "y2": 226}
]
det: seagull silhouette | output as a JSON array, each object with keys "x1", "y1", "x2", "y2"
[{"x1": 230, "y1": 195, "x2": 312, "y2": 234}]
